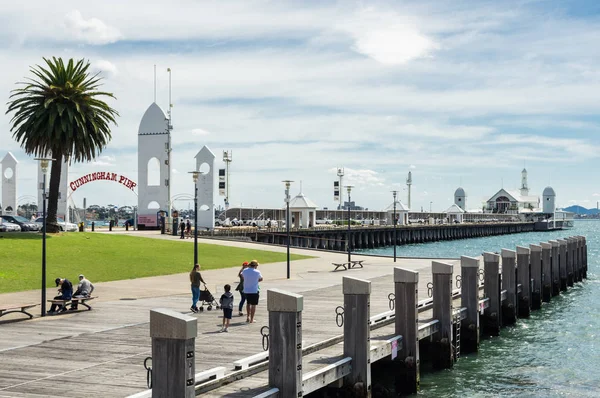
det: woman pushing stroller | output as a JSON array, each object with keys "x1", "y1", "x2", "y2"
[{"x1": 190, "y1": 264, "x2": 206, "y2": 313}]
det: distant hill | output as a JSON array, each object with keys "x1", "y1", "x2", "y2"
[{"x1": 562, "y1": 205, "x2": 600, "y2": 215}]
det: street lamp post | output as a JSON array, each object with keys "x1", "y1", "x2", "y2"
[
  {"x1": 282, "y1": 180, "x2": 294, "y2": 279},
  {"x1": 430, "y1": 201, "x2": 433, "y2": 213},
  {"x1": 35, "y1": 157, "x2": 54, "y2": 317},
  {"x1": 189, "y1": 171, "x2": 200, "y2": 265},
  {"x1": 345, "y1": 185, "x2": 354, "y2": 262},
  {"x1": 391, "y1": 190, "x2": 398, "y2": 262}
]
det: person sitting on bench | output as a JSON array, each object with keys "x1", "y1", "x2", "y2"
[
  {"x1": 71, "y1": 274, "x2": 95, "y2": 310},
  {"x1": 49, "y1": 277, "x2": 73, "y2": 314}
]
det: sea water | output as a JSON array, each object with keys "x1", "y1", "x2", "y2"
[{"x1": 360, "y1": 221, "x2": 600, "y2": 397}]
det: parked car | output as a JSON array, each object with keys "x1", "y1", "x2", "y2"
[
  {"x1": 0, "y1": 219, "x2": 21, "y2": 232},
  {"x1": 0, "y1": 215, "x2": 41, "y2": 231},
  {"x1": 34, "y1": 217, "x2": 78, "y2": 232}
]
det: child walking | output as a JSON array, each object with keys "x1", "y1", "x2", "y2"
[{"x1": 219, "y1": 284, "x2": 234, "y2": 332}]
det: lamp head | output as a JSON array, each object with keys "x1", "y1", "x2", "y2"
[
  {"x1": 189, "y1": 171, "x2": 200, "y2": 183},
  {"x1": 35, "y1": 157, "x2": 54, "y2": 173},
  {"x1": 282, "y1": 180, "x2": 294, "y2": 189}
]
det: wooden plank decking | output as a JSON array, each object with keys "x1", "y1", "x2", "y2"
[{"x1": 0, "y1": 259, "x2": 453, "y2": 397}]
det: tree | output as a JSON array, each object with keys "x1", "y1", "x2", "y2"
[{"x1": 6, "y1": 57, "x2": 118, "y2": 232}]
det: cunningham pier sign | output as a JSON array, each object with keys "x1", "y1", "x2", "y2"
[{"x1": 70, "y1": 172, "x2": 137, "y2": 193}]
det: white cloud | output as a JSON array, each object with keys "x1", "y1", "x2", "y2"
[
  {"x1": 593, "y1": 193, "x2": 600, "y2": 197},
  {"x1": 191, "y1": 128, "x2": 211, "y2": 136},
  {"x1": 63, "y1": 10, "x2": 121, "y2": 45},
  {"x1": 93, "y1": 60, "x2": 118, "y2": 77},
  {"x1": 90, "y1": 155, "x2": 116, "y2": 166},
  {"x1": 410, "y1": 165, "x2": 416, "y2": 169}
]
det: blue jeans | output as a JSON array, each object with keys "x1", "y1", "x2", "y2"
[
  {"x1": 191, "y1": 286, "x2": 200, "y2": 308},
  {"x1": 238, "y1": 292, "x2": 246, "y2": 312}
]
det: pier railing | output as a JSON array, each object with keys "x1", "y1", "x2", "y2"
[{"x1": 135, "y1": 235, "x2": 588, "y2": 397}]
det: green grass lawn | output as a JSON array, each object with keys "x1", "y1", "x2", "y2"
[{"x1": 0, "y1": 233, "x2": 312, "y2": 294}]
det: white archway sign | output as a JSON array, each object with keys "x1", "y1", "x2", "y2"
[{"x1": 195, "y1": 146, "x2": 215, "y2": 230}]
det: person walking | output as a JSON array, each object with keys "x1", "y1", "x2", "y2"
[
  {"x1": 189, "y1": 264, "x2": 205, "y2": 313},
  {"x1": 219, "y1": 284, "x2": 234, "y2": 332},
  {"x1": 236, "y1": 262, "x2": 249, "y2": 316},
  {"x1": 240, "y1": 260, "x2": 263, "y2": 323},
  {"x1": 186, "y1": 218, "x2": 192, "y2": 239},
  {"x1": 180, "y1": 219, "x2": 185, "y2": 239}
]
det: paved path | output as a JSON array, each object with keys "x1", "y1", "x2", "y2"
[{"x1": 0, "y1": 232, "x2": 457, "y2": 397}]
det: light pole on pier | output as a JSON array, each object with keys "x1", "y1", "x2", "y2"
[
  {"x1": 391, "y1": 190, "x2": 398, "y2": 262},
  {"x1": 345, "y1": 185, "x2": 354, "y2": 262},
  {"x1": 282, "y1": 180, "x2": 294, "y2": 279},
  {"x1": 35, "y1": 157, "x2": 54, "y2": 317},
  {"x1": 189, "y1": 171, "x2": 200, "y2": 265}
]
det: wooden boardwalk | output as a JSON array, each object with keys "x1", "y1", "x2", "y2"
[{"x1": 0, "y1": 257, "x2": 446, "y2": 398}]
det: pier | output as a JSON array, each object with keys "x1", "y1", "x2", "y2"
[
  {"x1": 203, "y1": 222, "x2": 554, "y2": 252},
  {"x1": 137, "y1": 235, "x2": 586, "y2": 397}
]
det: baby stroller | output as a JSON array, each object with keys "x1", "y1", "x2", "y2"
[{"x1": 198, "y1": 284, "x2": 220, "y2": 312}]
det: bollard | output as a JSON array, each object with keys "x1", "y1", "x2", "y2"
[
  {"x1": 501, "y1": 249, "x2": 518, "y2": 325},
  {"x1": 393, "y1": 268, "x2": 420, "y2": 395},
  {"x1": 343, "y1": 277, "x2": 372, "y2": 396},
  {"x1": 483, "y1": 252, "x2": 501, "y2": 336},
  {"x1": 431, "y1": 261, "x2": 453, "y2": 369},
  {"x1": 566, "y1": 238, "x2": 574, "y2": 286},
  {"x1": 91, "y1": 221, "x2": 95, "y2": 232},
  {"x1": 109, "y1": 220, "x2": 113, "y2": 231},
  {"x1": 460, "y1": 256, "x2": 479, "y2": 354},
  {"x1": 557, "y1": 239, "x2": 568, "y2": 291},
  {"x1": 125, "y1": 222, "x2": 129, "y2": 231},
  {"x1": 516, "y1": 246, "x2": 531, "y2": 318},
  {"x1": 549, "y1": 240, "x2": 560, "y2": 296},
  {"x1": 150, "y1": 308, "x2": 197, "y2": 398},
  {"x1": 529, "y1": 244, "x2": 542, "y2": 310},
  {"x1": 540, "y1": 243, "x2": 552, "y2": 303},
  {"x1": 267, "y1": 289, "x2": 303, "y2": 397}
]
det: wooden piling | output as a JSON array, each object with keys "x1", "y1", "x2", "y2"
[
  {"x1": 482, "y1": 252, "x2": 501, "y2": 336},
  {"x1": 516, "y1": 246, "x2": 531, "y2": 318},
  {"x1": 460, "y1": 256, "x2": 479, "y2": 353},
  {"x1": 575, "y1": 236, "x2": 583, "y2": 282},
  {"x1": 393, "y1": 268, "x2": 420, "y2": 394},
  {"x1": 550, "y1": 240, "x2": 560, "y2": 296},
  {"x1": 343, "y1": 276, "x2": 372, "y2": 396},
  {"x1": 582, "y1": 236, "x2": 588, "y2": 279},
  {"x1": 558, "y1": 239, "x2": 568, "y2": 291},
  {"x1": 529, "y1": 244, "x2": 542, "y2": 310},
  {"x1": 267, "y1": 289, "x2": 303, "y2": 397},
  {"x1": 540, "y1": 242, "x2": 552, "y2": 303},
  {"x1": 432, "y1": 261, "x2": 454, "y2": 369},
  {"x1": 501, "y1": 249, "x2": 518, "y2": 325},
  {"x1": 566, "y1": 237, "x2": 574, "y2": 286}
]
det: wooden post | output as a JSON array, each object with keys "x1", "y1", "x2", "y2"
[
  {"x1": 460, "y1": 256, "x2": 479, "y2": 353},
  {"x1": 516, "y1": 246, "x2": 531, "y2": 318},
  {"x1": 501, "y1": 249, "x2": 518, "y2": 325},
  {"x1": 582, "y1": 236, "x2": 588, "y2": 279},
  {"x1": 150, "y1": 309, "x2": 197, "y2": 398},
  {"x1": 432, "y1": 261, "x2": 453, "y2": 369},
  {"x1": 394, "y1": 268, "x2": 420, "y2": 394},
  {"x1": 529, "y1": 244, "x2": 542, "y2": 310},
  {"x1": 482, "y1": 252, "x2": 501, "y2": 336},
  {"x1": 540, "y1": 242, "x2": 552, "y2": 303},
  {"x1": 343, "y1": 276, "x2": 371, "y2": 396},
  {"x1": 566, "y1": 237, "x2": 574, "y2": 286},
  {"x1": 575, "y1": 236, "x2": 583, "y2": 282},
  {"x1": 267, "y1": 289, "x2": 303, "y2": 397},
  {"x1": 550, "y1": 240, "x2": 560, "y2": 296},
  {"x1": 558, "y1": 239, "x2": 568, "y2": 291}
]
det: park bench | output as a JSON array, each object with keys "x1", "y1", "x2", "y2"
[
  {"x1": 349, "y1": 260, "x2": 365, "y2": 269},
  {"x1": 0, "y1": 303, "x2": 39, "y2": 320},
  {"x1": 331, "y1": 262, "x2": 351, "y2": 271},
  {"x1": 47, "y1": 296, "x2": 97, "y2": 313}
]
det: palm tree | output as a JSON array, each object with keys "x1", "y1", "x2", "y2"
[{"x1": 6, "y1": 57, "x2": 118, "y2": 232}]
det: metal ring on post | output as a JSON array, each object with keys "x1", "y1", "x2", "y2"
[
  {"x1": 335, "y1": 306, "x2": 345, "y2": 327},
  {"x1": 260, "y1": 326, "x2": 270, "y2": 351},
  {"x1": 478, "y1": 269, "x2": 485, "y2": 282},
  {"x1": 388, "y1": 293, "x2": 395, "y2": 311},
  {"x1": 143, "y1": 356, "x2": 152, "y2": 389},
  {"x1": 427, "y1": 282, "x2": 433, "y2": 298},
  {"x1": 455, "y1": 275, "x2": 462, "y2": 289}
]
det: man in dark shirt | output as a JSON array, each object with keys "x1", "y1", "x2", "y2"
[
  {"x1": 180, "y1": 219, "x2": 186, "y2": 239},
  {"x1": 49, "y1": 277, "x2": 73, "y2": 314}
]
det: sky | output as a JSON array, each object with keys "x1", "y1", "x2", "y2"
[{"x1": 1, "y1": 0, "x2": 600, "y2": 213}]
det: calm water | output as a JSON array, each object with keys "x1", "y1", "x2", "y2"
[{"x1": 361, "y1": 221, "x2": 600, "y2": 397}]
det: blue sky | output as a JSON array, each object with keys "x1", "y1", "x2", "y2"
[{"x1": 1, "y1": 0, "x2": 600, "y2": 212}]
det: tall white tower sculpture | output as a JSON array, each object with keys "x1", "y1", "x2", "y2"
[
  {"x1": 137, "y1": 103, "x2": 171, "y2": 228},
  {"x1": 520, "y1": 168, "x2": 529, "y2": 196},
  {"x1": 454, "y1": 187, "x2": 466, "y2": 210},
  {"x1": 542, "y1": 187, "x2": 556, "y2": 214},
  {"x1": 37, "y1": 156, "x2": 69, "y2": 219},
  {"x1": 1, "y1": 152, "x2": 18, "y2": 215},
  {"x1": 195, "y1": 146, "x2": 215, "y2": 230}
]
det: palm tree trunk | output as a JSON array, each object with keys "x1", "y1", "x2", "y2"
[{"x1": 46, "y1": 153, "x2": 63, "y2": 233}]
